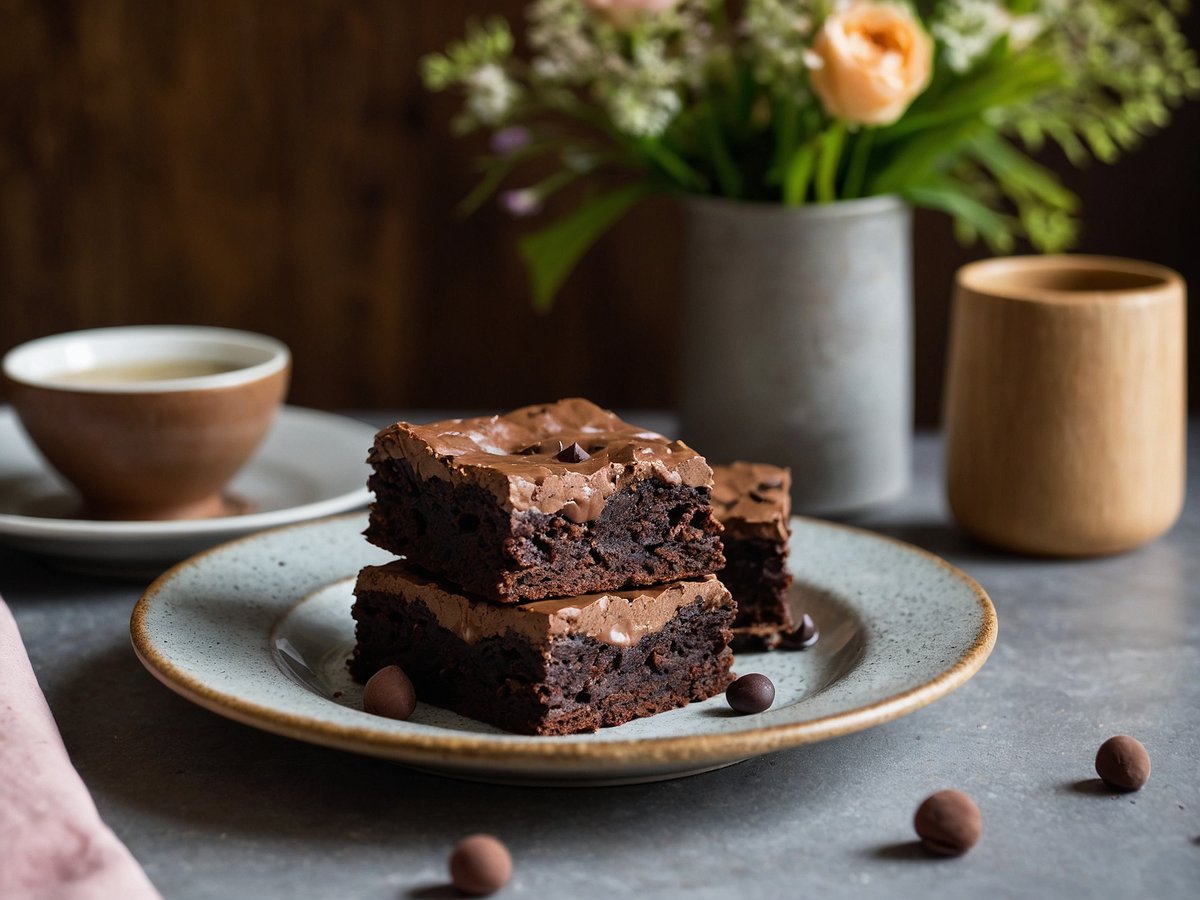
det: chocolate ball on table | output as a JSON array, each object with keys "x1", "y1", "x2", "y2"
[
  {"x1": 914, "y1": 790, "x2": 982, "y2": 856},
  {"x1": 449, "y1": 834, "x2": 512, "y2": 896},
  {"x1": 362, "y1": 665, "x2": 417, "y2": 720},
  {"x1": 1095, "y1": 735, "x2": 1151, "y2": 791}
]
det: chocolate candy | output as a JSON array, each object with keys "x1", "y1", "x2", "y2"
[
  {"x1": 779, "y1": 613, "x2": 819, "y2": 650},
  {"x1": 555, "y1": 441, "x2": 591, "y2": 463},
  {"x1": 362, "y1": 665, "x2": 417, "y2": 720},
  {"x1": 913, "y1": 790, "x2": 982, "y2": 856},
  {"x1": 1095, "y1": 735, "x2": 1151, "y2": 791},
  {"x1": 449, "y1": 834, "x2": 512, "y2": 896},
  {"x1": 726, "y1": 673, "x2": 775, "y2": 714}
]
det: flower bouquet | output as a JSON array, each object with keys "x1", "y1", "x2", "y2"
[{"x1": 423, "y1": 1, "x2": 1198, "y2": 309}]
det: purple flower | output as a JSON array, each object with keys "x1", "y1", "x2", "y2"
[
  {"x1": 490, "y1": 126, "x2": 532, "y2": 156},
  {"x1": 500, "y1": 189, "x2": 541, "y2": 218}
]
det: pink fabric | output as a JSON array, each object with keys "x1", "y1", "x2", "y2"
[{"x1": 0, "y1": 597, "x2": 160, "y2": 900}]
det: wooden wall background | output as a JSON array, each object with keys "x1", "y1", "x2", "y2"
[{"x1": 2, "y1": 0, "x2": 1197, "y2": 423}]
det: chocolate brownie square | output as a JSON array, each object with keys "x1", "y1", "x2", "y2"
[
  {"x1": 349, "y1": 562, "x2": 736, "y2": 736},
  {"x1": 365, "y1": 399, "x2": 725, "y2": 603},
  {"x1": 711, "y1": 462, "x2": 795, "y2": 651}
]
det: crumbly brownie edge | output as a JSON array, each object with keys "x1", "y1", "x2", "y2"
[
  {"x1": 349, "y1": 591, "x2": 735, "y2": 736},
  {"x1": 366, "y1": 456, "x2": 725, "y2": 603},
  {"x1": 721, "y1": 536, "x2": 793, "y2": 631},
  {"x1": 366, "y1": 458, "x2": 514, "y2": 596},
  {"x1": 731, "y1": 627, "x2": 788, "y2": 653}
]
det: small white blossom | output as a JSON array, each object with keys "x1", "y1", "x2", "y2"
[
  {"x1": 933, "y1": 0, "x2": 1044, "y2": 74},
  {"x1": 607, "y1": 83, "x2": 683, "y2": 136},
  {"x1": 528, "y1": 0, "x2": 606, "y2": 86},
  {"x1": 1007, "y1": 15, "x2": 1044, "y2": 52},
  {"x1": 466, "y1": 64, "x2": 520, "y2": 125},
  {"x1": 741, "y1": 0, "x2": 818, "y2": 97}
]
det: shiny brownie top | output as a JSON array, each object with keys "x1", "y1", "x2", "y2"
[
  {"x1": 369, "y1": 398, "x2": 712, "y2": 523},
  {"x1": 711, "y1": 462, "x2": 791, "y2": 543}
]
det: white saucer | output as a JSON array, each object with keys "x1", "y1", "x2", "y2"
[{"x1": 0, "y1": 405, "x2": 376, "y2": 576}]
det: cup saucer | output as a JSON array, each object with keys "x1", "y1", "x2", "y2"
[{"x1": 0, "y1": 405, "x2": 377, "y2": 578}]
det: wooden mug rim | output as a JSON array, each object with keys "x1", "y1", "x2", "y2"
[{"x1": 956, "y1": 254, "x2": 1183, "y2": 306}]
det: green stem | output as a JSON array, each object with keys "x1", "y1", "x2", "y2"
[
  {"x1": 842, "y1": 128, "x2": 874, "y2": 199},
  {"x1": 636, "y1": 137, "x2": 709, "y2": 192},
  {"x1": 711, "y1": 0, "x2": 728, "y2": 34},
  {"x1": 458, "y1": 141, "x2": 553, "y2": 217},
  {"x1": 783, "y1": 139, "x2": 818, "y2": 205},
  {"x1": 732, "y1": 66, "x2": 756, "y2": 141},
  {"x1": 768, "y1": 97, "x2": 800, "y2": 186},
  {"x1": 702, "y1": 105, "x2": 743, "y2": 198},
  {"x1": 532, "y1": 167, "x2": 584, "y2": 200},
  {"x1": 519, "y1": 182, "x2": 655, "y2": 312},
  {"x1": 815, "y1": 121, "x2": 847, "y2": 204}
]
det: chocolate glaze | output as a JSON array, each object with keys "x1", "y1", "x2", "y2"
[
  {"x1": 369, "y1": 398, "x2": 712, "y2": 524},
  {"x1": 712, "y1": 462, "x2": 791, "y2": 542},
  {"x1": 355, "y1": 562, "x2": 734, "y2": 648}
]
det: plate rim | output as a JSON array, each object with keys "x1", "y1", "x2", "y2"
[
  {"x1": 130, "y1": 513, "x2": 997, "y2": 772},
  {"x1": 0, "y1": 405, "x2": 375, "y2": 542}
]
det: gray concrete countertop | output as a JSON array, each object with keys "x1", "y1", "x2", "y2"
[{"x1": 3, "y1": 415, "x2": 1198, "y2": 900}]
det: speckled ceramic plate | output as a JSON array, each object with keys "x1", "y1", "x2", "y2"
[
  {"x1": 131, "y1": 513, "x2": 996, "y2": 786},
  {"x1": 0, "y1": 406, "x2": 375, "y2": 576}
]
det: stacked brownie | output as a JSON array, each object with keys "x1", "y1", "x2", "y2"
[
  {"x1": 711, "y1": 463, "x2": 795, "y2": 650},
  {"x1": 349, "y1": 398, "x2": 736, "y2": 736}
]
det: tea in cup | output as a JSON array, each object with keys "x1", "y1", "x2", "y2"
[{"x1": 2, "y1": 326, "x2": 291, "y2": 520}]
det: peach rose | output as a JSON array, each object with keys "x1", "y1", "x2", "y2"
[
  {"x1": 585, "y1": 0, "x2": 681, "y2": 27},
  {"x1": 808, "y1": 2, "x2": 933, "y2": 127}
]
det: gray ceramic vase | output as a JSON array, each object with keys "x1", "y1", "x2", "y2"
[{"x1": 678, "y1": 194, "x2": 913, "y2": 516}]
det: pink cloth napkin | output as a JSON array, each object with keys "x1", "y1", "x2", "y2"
[{"x1": 0, "y1": 596, "x2": 161, "y2": 900}]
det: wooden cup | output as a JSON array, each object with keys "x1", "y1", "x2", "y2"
[{"x1": 943, "y1": 255, "x2": 1186, "y2": 556}]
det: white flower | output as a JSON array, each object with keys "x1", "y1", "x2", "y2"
[
  {"x1": 466, "y1": 63, "x2": 520, "y2": 125},
  {"x1": 607, "y1": 83, "x2": 682, "y2": 136},
  {"x1": 585, "y1": 0, "x2": 683, "y2": 28},
  {"x1": 1007, "y1": 14, "x2": 1044, "y2": 52},
  {"x1": 932, "y1": 0, "x2": 1044, "y2": 74},
  {"x1": 528, "y1": 0, "x2": 605, "y2": 86},
  {"x1": 741, "y1": 0, "x2": 818, "y2": 95}
]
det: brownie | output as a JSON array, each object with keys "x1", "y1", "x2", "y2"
[
  {"x1": 365, "y1": 399, "x2": 725, "y2": 603},
  {"x1": 349, "y1": 562, "x2": 736, "y2": 736},
  {"x1": 711, "y1": 462, "x2": 795, "y2": 651}
]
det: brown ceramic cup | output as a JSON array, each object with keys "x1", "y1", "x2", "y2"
[
  {"x1": 943, "y1": 255, "x2": 1186, "y2": 556},
  {"x1": 2, "y1": 326, "x2": 290, "y2": 520}
]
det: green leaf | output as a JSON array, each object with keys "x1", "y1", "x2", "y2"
[
  {"x1": 518, "y1": 183, "x2": 654, "y2": 313},
  {"x1": 903, "y1": 179, "x2": 1016, "y2": 253},
  {"x1": 636, "y1": 138, "x2": 708, "y2": 192},
  {"x1": 969, "y1": 135, "x2": 1078, "y2": 212},
  {"x1": 880, "y1": 54, "x2": 1064, "y2": 144},
  {"x1": 871, "y1": 118, "x2": 990, "y2": 195}
]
